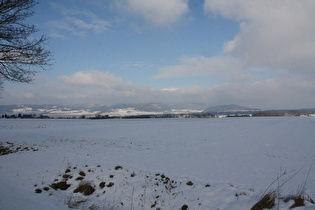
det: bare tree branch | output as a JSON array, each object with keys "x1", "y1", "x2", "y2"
[{"x1": 0, "y1": 0, "x2": 52, "y2": 84}]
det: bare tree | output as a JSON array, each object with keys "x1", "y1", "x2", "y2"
[{"x1": 0, "y1": 0, "x2": 52, "y2": 84}]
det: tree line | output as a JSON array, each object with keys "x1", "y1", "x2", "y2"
[{"x1": 2, "y1": 113, "x2": 49, "y2": 118}]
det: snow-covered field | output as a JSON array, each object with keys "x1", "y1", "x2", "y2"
[{"x1": 0, "y1": 117, "x2": 314, "y2": 209}]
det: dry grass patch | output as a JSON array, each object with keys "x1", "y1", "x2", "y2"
[
  {"x1": 251, "y1": 191, "x2": 276, "y2": 210},
  {"x1": 252, "y1": 157, "x2": 315, "y2": 209},
  {"x1": 283, "y1": 194, "x2": 315, "y2": 209}
]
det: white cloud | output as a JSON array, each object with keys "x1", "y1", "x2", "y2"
[
  {"x1": 58, "y1": 70, "x2": 133, "y2": 90},
  {"x1": 155, "y1": 56, "x2": 251, "y2": 79},
  {"x1": 161, "y1": 88, "x2": 179, "y2": 92},
  {"x1": 116, "y1": 0, "x2": 189, "y2": 27},
  {"x1": 151, "y1": 1, "x2": 314, "y2": 82},
  {"x1": 206, "y1": 75, "x2": 315, "y2": 109},
  {"x1": 204, "y1": 0, "x2": 315, "y2": 77},
  {"x1": 120, "y1": 62, "x2": 144, "y2": 69},
  {"x1": 144, "y1": 0, "x2": 315, "y2": 108},
  {"x1": 3, "y1": 71, "x2": 315, "y2": 109},
  {"x1": 48, "y1": 3, "x2": 110, "y2": 37},
  {"x1": 10, "y1": 92, "x2": 35, "y2": 99},
  {"x1": 4, "y1": 1, "x2": 315, "y2": 109}
]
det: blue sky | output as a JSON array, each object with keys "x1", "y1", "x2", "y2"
[{"x1": 1, "y1": 0, "x2": 315, "y2": 109}]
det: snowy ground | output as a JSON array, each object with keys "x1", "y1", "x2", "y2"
[{"x1": 0, "y1": 117, "x2": 314, "y2": 209}]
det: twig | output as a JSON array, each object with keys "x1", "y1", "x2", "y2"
[
  {"x1": 259, "y1": 168, "x2": 301, "y2": 201},
  {"x1": 301, "y1": 155, "x2": 315, "y2": 194},
  {"x1": 131, "y1": 186, "x2": 134, "y2": 210},
  {"x1": 277, "y1": 172, "x2": 280, "y2": 210}
]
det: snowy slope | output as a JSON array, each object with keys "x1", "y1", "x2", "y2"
[{"x1": 0, "y1": 117, "x2": 314, "y2": 209}]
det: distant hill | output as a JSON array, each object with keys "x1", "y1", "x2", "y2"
[
  {"x1": 202, "y1": 104, "x2": 261, "y2": 115},
  {"x1": 2, "y1": 104, "x2": 314, "y2": 118},
  {"x1": 0, "y1": 103, "x2": 208, "y2": 117}
]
